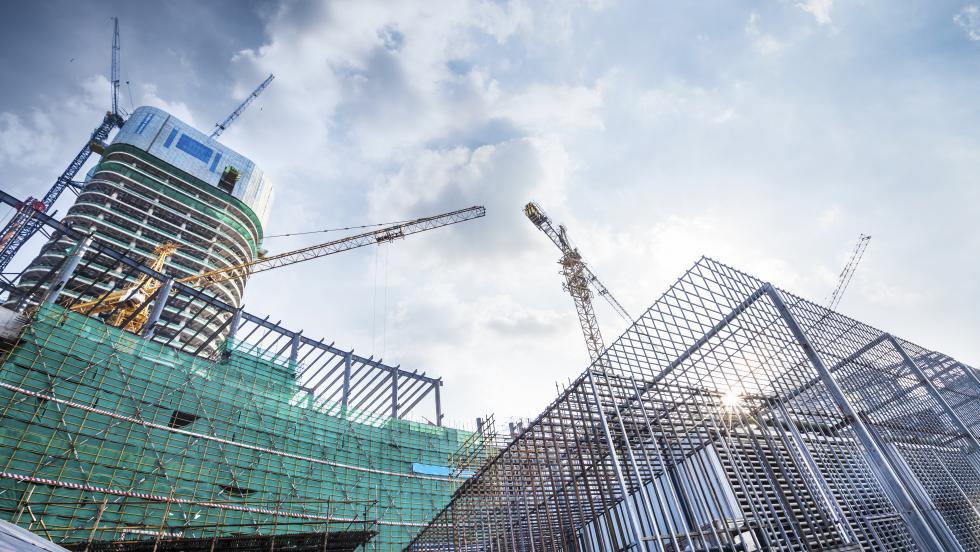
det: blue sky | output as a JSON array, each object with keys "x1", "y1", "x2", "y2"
[{"x1": 2, "y1": 0, "x2": 979, "y2": 427}]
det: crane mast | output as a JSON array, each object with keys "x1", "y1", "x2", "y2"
[
  {"x1": 210, "y1": 74, "x2": 274, "y2": 139},
  {"x1": 524, "y1": 202, "x2": 631, "y2": 362},
  {"x1": 524, "y1": 202, "x2": 631, "y2": 323},
  {"x1": 0, "y1": 20, "x2": 125, "y2": 275},
  {"x1": 111, "y1": 17, "x2": 121, "y2": 118},
  {"x1": 70, "y1": 206, "x2": 486, "y2": 332},
  {"x1": 826, "y1": 233, "x2": 871, "y2": 311}
]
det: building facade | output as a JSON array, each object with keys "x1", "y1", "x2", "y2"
[{"x1": 18, "y1": 106, "x2": 273, "y2": 352}]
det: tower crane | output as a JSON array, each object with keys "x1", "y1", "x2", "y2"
[
  {"x1": 210, "y1": 74, "x2": 274, "y2": 139},
  {"x1": 524, "y1": 201, "x2": 630, "y2": 362},
  {"x1": 110, "y1": 17, "x2": 122, "y2": 118},
  {"x1": 69, "y1": 205, "x2": 485, "y2": 333},
  {"x1": 0, "y1": 18, "x2": 126, "y2": 275},
  {"x1": 825, "y1": 233, "x2": 871, "y2": 311}
]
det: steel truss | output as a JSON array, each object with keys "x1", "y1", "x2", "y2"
[{"x1": 408, "y1": 257, "x2": 980, "y2": 551}]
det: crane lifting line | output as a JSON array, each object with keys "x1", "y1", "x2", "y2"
[
  {"x1": 264, "y1": 218, "x2": 416, "y2": 239},
  {"x1": 182, "y1": 205, "x2": 485, "y2": 287}
]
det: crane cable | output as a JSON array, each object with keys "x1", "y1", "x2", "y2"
[{"x1": 263, "y1": 218, "x2": 415, "y2": 239}]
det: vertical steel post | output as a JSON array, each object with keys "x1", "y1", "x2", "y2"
[
  {"x1": 391, "y1": 369, "x2": 399, "y2": 419},
  {"x1": 227, "y1": 307, "x2": 243, "y2": 344},
  {"x1": 435, "y1": 381, "x2": 443, "y2": 427},
  {"x1": 289, "y1": 331, "x2": 301, "y2": 364},
  {"x1": 341, "y1": 352, "x2": 352, "y2": 413},
  {"x1": 765, "y1": 285, "x2": 950, "y2": 552},
  {"x1": 586, "y1": 369, "x2": 646, "y2": 550},
  {"x1": 885, "y1": 334, "x2": 980, "y2": 451},
  {"x1": 141, "y1": 277, "x2": 173, "y2": 339},
  {"x1": 44, "y1": 235, "x2": 92, "y2": 305}
]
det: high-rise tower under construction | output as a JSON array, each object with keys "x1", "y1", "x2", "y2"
[{"x1": 17, "y1": 106, "x2": 273, "y2": 352}]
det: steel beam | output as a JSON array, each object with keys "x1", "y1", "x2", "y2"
[
  {"x1": 44, "y1": 235, "x2": 92, "y2": 305},
  {"x1": 884, "y1": 334, "x2": 980, "y2": 452},
  {"x1": 141, "y1": 278, "x2": 173, "y2": 339},
  {"x1": 765, "y1": 284, "x2": 952, "y2": 552}
]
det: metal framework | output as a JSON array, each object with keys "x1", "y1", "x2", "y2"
[
  {"x1": 0, "y1": 189, "x2": 444, "y2": 426},
  {"x1": 0, "y1": 18, "x2": 125, "y2": 275},
  {"x1": 524, "y1": 201, "x2": 630, "y2": 363},
  {"x1": 210, "y1": 74, "x2": 274, "y2": 139},
  {"x1": 408, "y1": 257, "x2": 980, "y2": 551},
  {"x1": 0, "y1": 192, "x2": 470, "y2": 550},
  {"x1": 826, "y1": 234, "x2": 871, "y2": 311}
]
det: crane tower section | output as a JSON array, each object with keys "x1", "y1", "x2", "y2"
[
  {"x1": 0, "y1": 19, "x2": 126, "y2": 274},
  {"x1": 525, "y1": 201, "x2": 630, "y2": 362}
]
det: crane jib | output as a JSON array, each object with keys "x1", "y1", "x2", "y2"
[{"x1": 179, "y1": 205, "x2": 485, "y2": 287}]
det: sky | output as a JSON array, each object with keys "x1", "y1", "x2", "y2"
[{"x1": 1, "y1": 0, "x2": 979, "y2": 429}]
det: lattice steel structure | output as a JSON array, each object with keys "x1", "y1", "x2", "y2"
[{"x1": 409, "y1": 257, "x2": 980, "y2": 551}]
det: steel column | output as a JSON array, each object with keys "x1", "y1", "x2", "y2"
[
  {"x1": 391, "y1": 369, "x2": 399, "y2": 419},
  {"x1": 885, "y1": 334, "x2": 980, "y2": 452},
  {"x1": 44, "y1": 235, "x2": 92, "y2": 305},
  {"x1": 289, "y1": 331, "x2": 301, "y2": 364},
  {"x1": 585, "y1": 369, "x2": 646, "y2": 550},
  {"x1": 765, "y1": 284, "x2": 951, "y2": 552},
  {"x1": 341, "y1": 352, "x2": 352, "y2": 413},
  {"x1": 435, "y1": 382, "x2": 443, "y2": 427},
  {"x1": 141, "y1": 277, "x2": 173, "y2": 339},
  {"x1": 227, "y1": 307, "x2": 243, "y2": 343}
]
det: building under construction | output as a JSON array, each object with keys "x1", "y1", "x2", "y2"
[
  {"x1": 16, "y1": 106, "x2": 273, "y2": 354},
  {"x1": 408, "y1": 257, "x2": 980, "y2": 552},
  {"x1": 0, "y1": 107, "x2": 479, "y2": 548}
]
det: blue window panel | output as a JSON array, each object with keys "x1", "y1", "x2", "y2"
[
  {"x1": 412, "y1": 463, "x2": 451, "y2": 477},
  {"x1": 176, "y1": 134, "x2": 214, "y2": 163},
  {"x1": 163, "y1": 128, "x2": 178, "y2": 148},
  {"x1": 210, "y1": 152, "x2": 223, "y2": 173},
  {"x1": 135, "y1": 113, "x2": 155, "y2": 134}
]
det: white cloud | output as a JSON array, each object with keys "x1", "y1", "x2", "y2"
[
  {"x1": 138, "y1": 84, "x2": 198, "y2": 128},
  {"x1": 176, "y1": 1, "x2": 980, "y2": 421},
  {"x1": 0, "y1": 111, "x2": 57, "y2": 168},
  {"x1": 0, "y1": 75, "x2": 106, "y2": 169},
  {"x1": 4, "y1": 0, "x2": 964, "y2": 425},
  {"x1": 797, "y1": 0, "x2": 834, "y2": 26},
  {"x1": 637, "y1": 81, "x2": 736, "y2": 124},
  {"x1": 818, "y1": 206, "x2": 842, "y2": 228},
  {"x1": 745, "y1": 12, "x2": 784, "y2": 55},
  {"x1": 954, "y1": 5, "x2": 980, "y2": 40},
  {"x1": 493, "y1": 84, "x2": 604, "y2": 132}
]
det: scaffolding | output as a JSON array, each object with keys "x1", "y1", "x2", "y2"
[
  {"x1": 0, "y1": 194, "x2": 469, "y2": 551},
  {"x1": 408, "y1": 257, "x2": 980, "y2": 551}
]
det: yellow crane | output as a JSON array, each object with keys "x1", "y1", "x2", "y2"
[
  {"x1": 524, "y1": 201, "x2": 630, "y2": 362},
  {"x1": 69, "y1": 242, "x2": 179, "y2": 332},
  {"x1": 70, "y1": 205, "x2": 486, "y2": 333}
]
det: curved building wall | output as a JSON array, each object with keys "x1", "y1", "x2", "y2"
[{"x1": 18, "y1": 107, "x2": 272, "y2": 354}]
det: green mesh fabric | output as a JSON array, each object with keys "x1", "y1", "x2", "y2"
[{"x1": 0, "y1": 304, "x2": 468, "y2": 550}]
